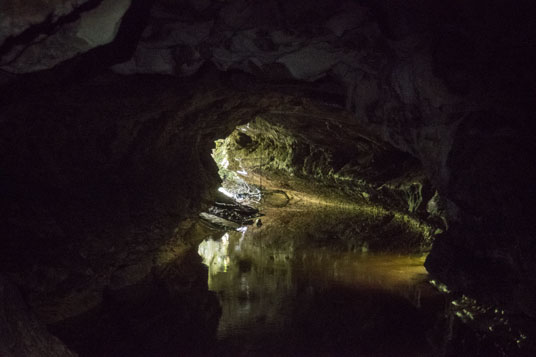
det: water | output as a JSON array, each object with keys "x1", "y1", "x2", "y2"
[
  {"x1": 198, "y1": 207, "x2": 442, "y2": 356},
  {"x1": 47, "y1": 206, "x2": 532, "y2": 356}
]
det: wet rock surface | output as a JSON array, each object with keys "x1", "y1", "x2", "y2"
[{"x1": 207, "y1": 202, "x2": 259, "y2": 225}]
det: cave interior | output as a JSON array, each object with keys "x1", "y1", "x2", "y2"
[{"x1": 1, "y1": 0, "x2": 535, "y2": 356}]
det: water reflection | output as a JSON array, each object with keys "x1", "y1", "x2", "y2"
[{"x1": 198, "y1": 208, "x2": 439, "y2": 355}]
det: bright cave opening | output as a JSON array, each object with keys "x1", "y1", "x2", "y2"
[{"x1": 204, "y1": 116, "x2": 440, "y2": 246}]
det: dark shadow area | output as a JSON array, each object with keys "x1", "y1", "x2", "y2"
[
  {"x1": 49, "y1": 250, "x2": 221, "y2": 357},
  {"x1": 215, "y1": 285, "x2": 435, "y2": 356}
]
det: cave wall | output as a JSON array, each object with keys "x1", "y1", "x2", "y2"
[
  {"x1": 1, "y1": 0, "x2": 535, "y2": 328},
  {"x1": 218, "y1": 117, "x2": 435, "y2": 221}
]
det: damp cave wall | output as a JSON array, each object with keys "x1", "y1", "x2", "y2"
[
  {"x1": 215, "y1": 116, "x2": 437, "y2": 222},
  {"x1": 1, "y1": 0, "x2": 535, "y2": 336}
]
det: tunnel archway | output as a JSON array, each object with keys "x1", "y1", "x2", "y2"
[
  {"x1": 1, "y1": 67, "x2": 533, "y2": 356},
  {"x1": 206, "y1": 114, "x2": 439, "y2": 245},
  {"x1": 0, "y1": 71, "x2": 438, "y2": 353},
  {"x1": 195, "y1": 111, "x2": 442, "y2": 355}
]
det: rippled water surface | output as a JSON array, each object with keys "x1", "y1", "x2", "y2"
[{"x1": 198, "y1": 208, "x2": 441, "y2": 356}]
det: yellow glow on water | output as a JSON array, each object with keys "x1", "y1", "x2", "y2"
[
  {"x1": 196, "y1": 205, "x2": 442, "y2": 349},
  {"x1": 198, "y1": 224, "x2": 431, "y2": 298}
]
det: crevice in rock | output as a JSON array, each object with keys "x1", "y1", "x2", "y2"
[{"x1": 0, "y1": 0, "x2": 104, "y2": 61}]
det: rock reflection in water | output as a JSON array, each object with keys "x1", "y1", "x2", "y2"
[{"x1": 198, "y1": 208, "x2": 438, "y2": 355}]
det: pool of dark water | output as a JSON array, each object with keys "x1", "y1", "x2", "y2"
[
  {"x1": 48, "y1": 206, "x2": 533, "y2": 356},
  {"x1": 198, "y1": 207, "x2": 443, "y2": 356}
]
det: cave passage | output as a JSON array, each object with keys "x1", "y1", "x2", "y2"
[
  {"x1": 2, "y1": 0, "x2": 536, "y2": 355},
  {"x1": 195, "y1": 119, "x2": 445, "y2": 355},
  {"x1": 35, "y1": 105, "x2": 531, "y2": 357}
]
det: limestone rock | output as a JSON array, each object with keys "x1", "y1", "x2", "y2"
[
  {"x1": 0, "y1": 0, "x2": 132, "y2": 73},
  {"x1": 0, "y1": 275, "x2": 77, "y2": 357},
  {"x1": 277, "y1": 43, "x2": 342, "y2": 81},
  {"x1": 110, "y1": 261, "x2": 153, "y2": 291},
  {"x1": 325, "y1": 3, "x2": 367, "y2": 37},
  {"x1": 0, "y1": 0, "x2": 89, "y2": 44}
]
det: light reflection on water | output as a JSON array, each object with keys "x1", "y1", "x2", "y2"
[{"x1": 198, "y1": 208, "x2": 439, "y2": 355}]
